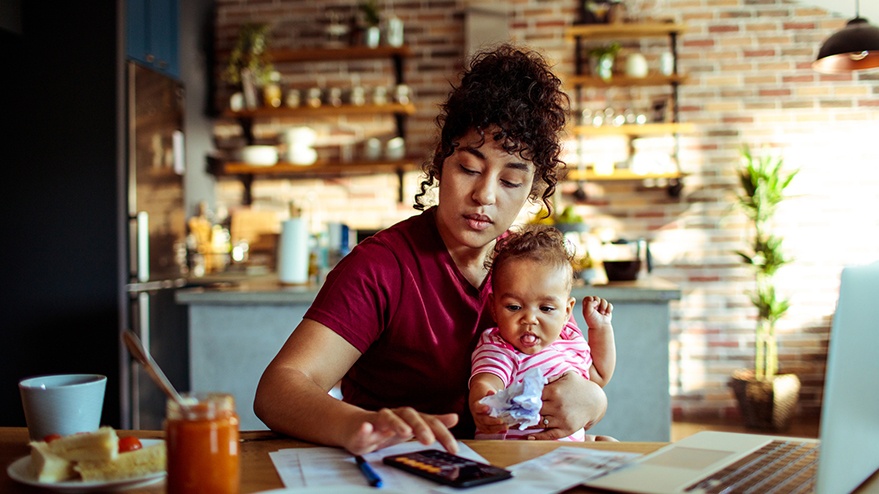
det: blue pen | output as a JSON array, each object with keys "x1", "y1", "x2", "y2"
[{"x1": 356, "y1": 455, "x2": 383, "y2": 488}]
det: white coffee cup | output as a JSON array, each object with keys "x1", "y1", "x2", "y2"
[{"x1": 19, "y1": 374, "x2": 107, "y2": 441}]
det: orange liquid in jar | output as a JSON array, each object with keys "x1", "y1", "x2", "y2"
[{"x1": 165, "y1": 393, "x2": 240, "y2": 494}]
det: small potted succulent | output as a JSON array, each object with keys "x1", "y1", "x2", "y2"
[
  {"x1": 588, "y1": 42, "x2": 621, "y2": 81},
  {"x1": 359, "y1": 0, "x2": 381, "y2": 48}
]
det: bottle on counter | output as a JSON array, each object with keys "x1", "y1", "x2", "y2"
[{"x1": 165, "y1": 393, "x2": 240, "y2": 494}]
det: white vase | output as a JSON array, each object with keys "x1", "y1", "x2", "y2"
[
  {"x1": 365, "y1": 26, "x2": 380, "y2": 48},
  {"x1": 625, "y1": 53, "x2": 648, "y2": 78}
]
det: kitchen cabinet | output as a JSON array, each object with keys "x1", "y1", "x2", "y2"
[
  {"x1": 126, "y1": 0, "x2": 180, "y2": 78},
  {"x1": 565, "y1": 22, "x2": 689, "y2": 196},
  {"x1": 212, "y1": 46, "x2": 415, "y2": 205}
]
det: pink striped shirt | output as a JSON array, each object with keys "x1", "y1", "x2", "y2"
[
  {"x1": 470, "y1": 319, "x2": 593, "y2": 388},
  {"x1": 470, "y1": 320, "x2": 593, "y2": 441}
]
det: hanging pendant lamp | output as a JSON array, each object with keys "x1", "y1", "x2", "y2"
[{"x1": 813, "y1": 0, "x2": 879, "y2": 73}]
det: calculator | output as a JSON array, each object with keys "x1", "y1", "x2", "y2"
[{"x1": 382, "y1": 449, "x2": 512, "y2": 488}]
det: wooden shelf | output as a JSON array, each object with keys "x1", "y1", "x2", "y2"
[
  {"x1": 267, "y1": 45, "x2": 412, "y2": 63},
  {"x1": 564, "y1": 170, "x2": 683, "y2": 181},
  {"x1": 565, "y1": 73, "x2": 687, "y2": 88},
  {"x1": 222, "y1": 103, "x2": 416, "y2": 119},
  {"x1": 565, "y1": 22, "x2": 687, "y2": 40},
  {"x1": 571, "y1": 122, "x2": 695, "y2": 137},
  {"x1": 214, "y1": 159, "x2": 419, "y2": 177}
]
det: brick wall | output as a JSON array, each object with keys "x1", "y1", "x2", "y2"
[{"x1": 212, "y1": 0, "x2": 879, "y2": 421}]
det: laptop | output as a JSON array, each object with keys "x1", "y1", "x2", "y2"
[{"x1": 584, "y1": 261, "x2": 879, "y2": 494}]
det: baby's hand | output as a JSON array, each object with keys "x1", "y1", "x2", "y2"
[
  {"x1": 469, "y1": 390, "x2": 508, "y2": 435},
  {"x1": 582, "y1": 296, "x2": 613, "y2": 330}
]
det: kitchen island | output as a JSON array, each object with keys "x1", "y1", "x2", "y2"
[{"x1": 177, "y1": 275, "x2": 681, "y2": 441}]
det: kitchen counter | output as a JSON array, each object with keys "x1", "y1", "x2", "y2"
[
  {"x1": 176, "y1": 274, "x2": 682, "y2": 305},
  {"x1": 176, "y1": 274, "x2": 681, "y2": 441}
]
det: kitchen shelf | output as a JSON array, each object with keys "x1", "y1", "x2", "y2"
[
  {"x1": 566, "y1": 21, "x2": 689, "y2": 197},
  {"x1": 571, "y1": 122, "x2": 694, "y2": 137},
  {"x1": 215, "y1": 159, "x2": 418, "y2": 176},
  {"x1": 268, "y1": 45, "x2": 412, "y2": 63},
  {"x1": 221, "y1": 103, "x2": 415, "y2": 119},
  {"x1": 565, "y1": 74, "x2": 687, "y2": 88},
  {"x1": 565, "y1": 22, "x2": 687, "y2": 40},
  {"x1": 563, "y1": 169, "x2": 683, "y2": 181},
  {"x1": 214, "y1": 45, "x2": 414, "y2": 204}
]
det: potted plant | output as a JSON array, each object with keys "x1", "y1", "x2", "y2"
[
  {"x1": 588, "y1": 42, "x2": 621, "y2": 81},
  {"x1": 359, "y1": 0, "x2": 381, "y2": 48},
  {"x1": 224, "y1": 23, "x2": 274, "y2": 109},
  {"x1": 728, "y1": 145, "x2": 801, "y2": 431}
]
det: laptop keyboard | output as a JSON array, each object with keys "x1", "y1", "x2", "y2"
[{"x1": 685, "y1": 440, "x2": 819, "y2": 494}]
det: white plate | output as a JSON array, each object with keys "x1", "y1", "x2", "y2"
[
  {"x1": 255, "y1": 488, "x2": 406, "y2": 494},
  {"x1": 7, "y1": 439, "x2": 166, "y2": 493}
]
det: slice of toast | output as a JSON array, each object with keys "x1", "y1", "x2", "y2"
[
  {"x1": 47, "y1": 426, "x2": 119, "y2": 462},
  {"x1": 75, "y1": 442, "x2": 166, "y2": 481},
  {"x1": 28, "y1": 441, "x2": 75, "y2": 482}
]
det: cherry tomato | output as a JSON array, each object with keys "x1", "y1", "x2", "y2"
[
  {"x1": 42, "y1": 434, "x2": 62, "y2": 443},
  {"x1": 118, "y1": 436, "x2": 142, "y2": 453}
]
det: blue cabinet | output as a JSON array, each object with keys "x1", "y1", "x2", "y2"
[{"x1": 127, "y1": 0, "x2": 179, "y2": 78}]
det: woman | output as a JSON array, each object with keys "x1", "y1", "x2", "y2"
[{"x1": 254, "y1": 44, "x2": 607, "y2": 455}]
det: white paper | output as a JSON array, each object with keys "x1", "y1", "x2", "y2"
[
  {"x1": 270, "y1": 441, "x2": 487, "y2": 491},
  {"x1": 269, "y1": 443, "x2": 641, "y2": 494},
  {"x1": 430, "y1": 446, "x2": 642, "y2": 494}
]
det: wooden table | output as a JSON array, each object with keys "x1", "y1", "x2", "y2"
[
  {"x1": 2, "y1": 427, "x2": 877, "y2": 493},
  {"x1": 0, "y1": 427, "x2": 661, "y2": 493}
]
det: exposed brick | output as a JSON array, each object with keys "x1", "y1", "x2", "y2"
[{"x1": 212, "y1": 0, "x2": 879, "y2": 424}]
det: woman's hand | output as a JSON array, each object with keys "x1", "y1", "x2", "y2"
[
  {"x1": 343, "y1": 407, "x2": 460, "y2": 456},
  {"x1": 527, "y1": 372, "x2": 607, "y2": 440}
]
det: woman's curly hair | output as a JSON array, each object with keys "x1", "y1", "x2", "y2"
[
  {"x1": 486, "y1": 224, "x2": 575, "y2": 290},
  {"x1": 413, "y1": 44, "x2": 570, "y2": 215}
]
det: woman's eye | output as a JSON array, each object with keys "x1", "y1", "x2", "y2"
[
  {"x1": 459, "y1": 164, "x2": 479, "y2": 175},
  {"x1": 500, "y1": 179, "x2": 523, "y2": 188}
]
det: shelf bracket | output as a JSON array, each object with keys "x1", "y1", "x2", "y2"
[{"x1": 239, "y1": 175, "x2": 255, "y2": 206}]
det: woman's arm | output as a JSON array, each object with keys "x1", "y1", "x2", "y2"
[{"x1": 254, "y1": 318, "x2": 459, "y2": 454}]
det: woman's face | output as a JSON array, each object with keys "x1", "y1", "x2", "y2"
[
  {"x1": 491, "y1": 258, "x2": 575, "y2": 355},
  {"x1": 435, "y1": 128, "x2": 535, "y2": 253}
]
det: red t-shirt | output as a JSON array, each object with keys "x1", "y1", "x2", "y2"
[{"x1": 304, "y1": 207, "x2": 494, "y2": 437}]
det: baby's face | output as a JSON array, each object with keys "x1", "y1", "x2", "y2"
[{"x1": 490, "y1": 258, "x2": 575, "y2": 354}]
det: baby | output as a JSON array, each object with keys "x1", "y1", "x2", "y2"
[{"x1": 469, "y1": 224, "x2": 616, "y2": 440}]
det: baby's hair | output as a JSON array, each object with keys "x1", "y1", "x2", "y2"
[{"x1": 487, "y1": 224, "x2": 575, "y2": 290}]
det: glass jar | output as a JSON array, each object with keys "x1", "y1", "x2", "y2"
[{"x1": 165, "y1": 393, "x2": 240, "y2": 494}]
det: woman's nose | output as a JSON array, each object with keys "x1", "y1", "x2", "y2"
[{"x1": 471, "y1": 177, "x2": 496, "y2": 205}]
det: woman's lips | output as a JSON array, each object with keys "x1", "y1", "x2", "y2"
[{"x1": 464, "y1": 213, "x2": 492, "y2": 231}]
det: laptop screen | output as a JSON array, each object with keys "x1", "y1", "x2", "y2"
[{"x1": 816, "y1": 261, "x2": 879, "y2": 494}]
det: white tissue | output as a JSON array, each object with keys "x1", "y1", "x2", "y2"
[{"x1": 478, "y1": 367, "x2": 546, "y2": 430}]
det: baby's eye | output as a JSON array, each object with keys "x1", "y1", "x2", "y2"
[
  {"x1": 540, "y1": 306, "x2": 556, "y2": 313},
  {"x1": 505, "y1": 304, "x2": 521, "y2": 311}
]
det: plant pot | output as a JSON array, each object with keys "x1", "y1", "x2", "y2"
[{"x1": 729, "y1": 369, "x2": 801, "y2": 431}]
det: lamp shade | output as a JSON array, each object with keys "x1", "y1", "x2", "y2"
[{"x1": 813, "y1": 17, "x2": 879, "y2": 73}]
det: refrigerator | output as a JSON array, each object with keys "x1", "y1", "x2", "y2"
[{"x1": 121, "y1": 62, "x2": 190, "y2": 430}]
